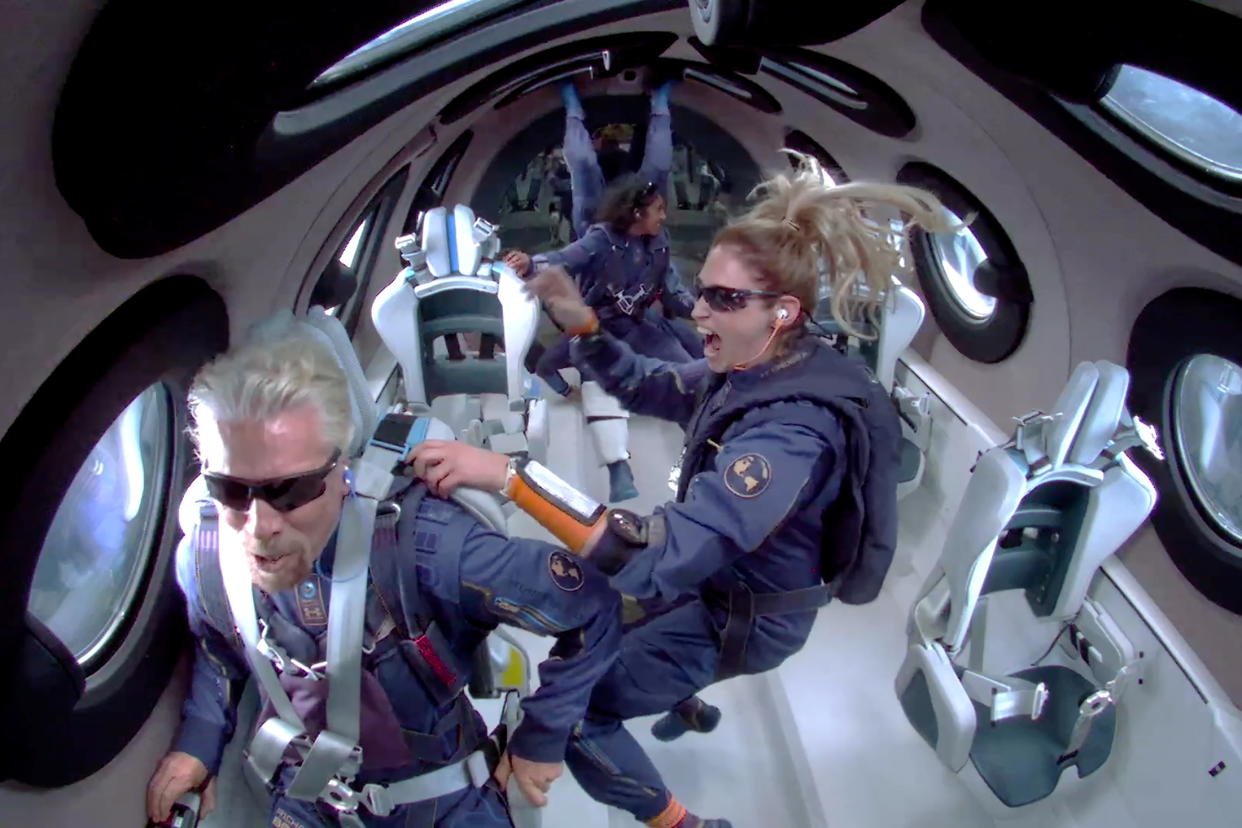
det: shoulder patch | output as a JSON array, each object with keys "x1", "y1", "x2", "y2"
[
  {"x1": 548, "y1": 550, "x2": 585, "y2": 592},
  {"x1": 724, "y1": 453, "x2": 772, "y2": 498}
]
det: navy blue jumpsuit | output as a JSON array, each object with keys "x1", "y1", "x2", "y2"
[
  {"x1": 173, "y1": 490, "x2": 621, "y2": 827},
  {"x1": 561, "y1": 329, "x2": 886, "y2": 821},
  {"x1": 530, "y1": 223, "x2": 701, "y2": 390}
]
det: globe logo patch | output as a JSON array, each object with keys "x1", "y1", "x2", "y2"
[
  {"x1": 548, "y1": 551, "x2": 585, "y2": 592},
  {"x1": 724, "y1": 453, "x2": 772, "y2": 498}
]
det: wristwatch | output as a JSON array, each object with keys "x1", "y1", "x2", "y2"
[{"x1": 503, "y1": 455, "x2": 524, "y2": 497}]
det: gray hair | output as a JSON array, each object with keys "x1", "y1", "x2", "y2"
[{"x1": 187, "y1": 314, "x2": 355, "y2": 458}]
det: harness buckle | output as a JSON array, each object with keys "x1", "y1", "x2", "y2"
[
  {"x1": 255, "y1": 619, "x2": 327, "y2": 680},
  {"x1": 611, "y1": 283, "x2": 650, "y2": 316},
  {"x1": 361, "y1": 783, "x2": 396, "y2": 818},
  {"x1": 322, "y1": 777, "x2": 362, "y2": 815}
]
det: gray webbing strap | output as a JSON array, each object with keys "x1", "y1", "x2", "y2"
[
  {"x1": 317, "y1": 751, "x2": 493, "y2": 823},
  {"x1": 247, "y1": 718, "x2": 307, "y2": 787},
  {"x1": 375, "y1": 750, "x2": 492, "y2": 813},
  {"x1": 287, "y1": 453, "x2": 392, "y2": 801},
  {"x1": 219, "y1": 538, "x2": 308, "y2": 783}
]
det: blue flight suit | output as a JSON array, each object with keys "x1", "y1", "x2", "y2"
[
  {"x1": 172, "y1": 489, "x2": 622, "y2": 827},
  {"x1": 561, "y1": 330, "x2": 888, "y2": 821},
  {"x1": 530, "y1": 224, "x2": 701, "y2": 388}
]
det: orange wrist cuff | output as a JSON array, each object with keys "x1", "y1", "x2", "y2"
[
  {"x1": 504, "y1": 474, "x2": 603, "y2": 552},
  {"x1": 567, "y1": 311, "x2": 600, "y2": 338}
]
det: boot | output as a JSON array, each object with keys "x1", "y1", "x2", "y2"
[
  {"x1": 607, "y1": 459, "x2": 638, "y2": 502},
  {"x1": 651, "y1": 696, "x2": 722, "y2": 742},
  {"x1": 542, "y1": 370, "x2": 572, "y2": 397}
]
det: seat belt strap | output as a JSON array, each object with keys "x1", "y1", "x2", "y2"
[
  {"x1": 319, "y1": 749, "x2": 495, "y2": 823},
  {"x1": 714, "y1": 585, "x2": 755, "y2": 681},
  {"x1": 749, "y1": 584, "x2": 833, "y2": 616},
  {"x1": 218, "y1": 533, "x2": 307, "y2": 783},
  {"x1": 1057, "y1": 660, "x2": 1134, "y2": 763},
  {"x1": 959, "y1": 669, "x2": 1049, "y2": 723},
  {"x1": 287, "y1": 445, "x2": 397, "y2": 801}
]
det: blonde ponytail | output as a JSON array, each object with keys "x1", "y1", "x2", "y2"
[{"x1": 714, "y1": 150, "x2": 959, "y2": 338}]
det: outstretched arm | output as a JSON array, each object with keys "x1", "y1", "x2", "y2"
[{"x1": 524, "y1": 267, "x2": 707, "y2": 425}]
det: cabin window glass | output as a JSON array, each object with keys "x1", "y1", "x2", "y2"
[
  {"x1": 338, "y1": 218, "x2": 370, "y2": 271},
  {"x1": 26, "y1": 384, "x2": 170, "y2": 667},
  {"x1": 924, "y1": 209, "x2": 995, "y2": 320},
  {"x1": 309, "y1": 166, "x2": 409, "y2": 335},
  {"x1": 1172, "y1": 354, "x2": 1242, "y2": 545},
  {"x1": 1101, "y1": 65, "x2": 1242, "y2": 184},
  {"x1": 311, "y1": 0, "x2": 527, "y2": 90}
]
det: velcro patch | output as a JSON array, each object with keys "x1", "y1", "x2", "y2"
[
  {"x1": 548, "y1": 550, "x2": 585, "y2": 592},
  {"x1": 724, "y1": 453, "x2": 772, "y2": 498}
]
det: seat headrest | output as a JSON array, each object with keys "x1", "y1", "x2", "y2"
[
  {"x1": 874, "y1": 282, "x2": 925, "y2": 390},
  {"x1": 1041, "y1": 360, "x2": 1130, "y2": 468},
  {"x1": 1065, "y1": 361, "x2": 1129, "y2": 466},
  {"x1": 247, "y1": 309, "x2": 378, "y2": 459},
  {"x1": 1041, "y1": 362, "x2": 1099, "y2": 468},
  {"x1": 303, "y1": 307, "x2": 378, "y2": 458},
  {"x1": 178, "y1": 473, "x2": 211, "y2": 536},
  {"x1": 421, "y1": 204, "x2": 493, "y2": 279}
]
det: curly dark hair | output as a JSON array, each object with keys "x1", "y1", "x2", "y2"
[{"x1": 594, "y1": 174, "x2": 663, "y2": 233}]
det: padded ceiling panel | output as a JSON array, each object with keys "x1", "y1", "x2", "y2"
[{"x1": 53, "y1": 0, "x2": 680, "y2": 259}]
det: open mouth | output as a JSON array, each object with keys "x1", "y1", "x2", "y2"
[
  {"x1": 699, "y1": 328, "x2": 721, "y2": 356},
  {"x1": 251, "y1": 551, "x2": 293, "y2": 573}
]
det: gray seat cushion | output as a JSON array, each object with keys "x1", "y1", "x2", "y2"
[
  {"x1": 897, "y1": 435, "x2": 922, "y2": 484},
  {"x1": 969, "y1": 664, "x2": 1116, "y2": 807}
]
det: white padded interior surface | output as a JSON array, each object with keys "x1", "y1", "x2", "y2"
[
  {"x1": 453, "y1": 204, "x2": 482, "y2": 277},
  {"x1": 1043, "y1": 361, "x2": 1100, "y2": 468},
  {"x1": 1066, "y1": 361, "x2": 1130, "y2": 466},
  {"x1": 421, "y1": 206, "x2": 452, "y2": 278},
  {"x1": 305, "y1": 306, "x2": 379, "y2": 458}
]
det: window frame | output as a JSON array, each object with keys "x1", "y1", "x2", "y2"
[
  {"x1": 310, "y1": 166, "x2": 411, "y2": 339},
  {"x1": 1098, "y1": 64, "x2": 1242, "y2": 189},
  {"x1": 1128, "y1": 288, "x2": 1242, "y2": 615},
  {"x1": 897, "y1": 162, "x2": 1032, "y2": 364},
  {"x1": 0, "y1": 276, "x2": 229, "y2": 786}
]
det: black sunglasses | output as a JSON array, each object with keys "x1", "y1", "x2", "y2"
[
  {"x1": 204, "y1": 448, "x2": 342, "y2": 513},
  {"x1": 695, "y1": 284, "x2": 782, "y2": 312}
]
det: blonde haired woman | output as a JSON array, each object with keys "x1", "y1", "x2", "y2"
[{"x1": 410, "y1": 154, "x2": 953, "y2": 827}]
